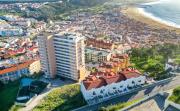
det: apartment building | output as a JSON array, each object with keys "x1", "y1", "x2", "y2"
[
  {"x1": 53, "y1": 32, "x2": 85, "y2": 81},
  {"x1": 37, "y1": 33, "x2": 57, "y2": 78},
  {"x1": 38, "y1": 32, "x2": 86, "y2": 81},
  {"x1": 85, "y1": 47, "x2": 111, "y2": 63},
  {"x1": 98, "y1": 54, "x2": 130, "y2": 73}
]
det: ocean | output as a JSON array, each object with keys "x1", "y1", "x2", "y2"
[{"x1": 138, "y1": 0, "x2": 180, "y2": 28}]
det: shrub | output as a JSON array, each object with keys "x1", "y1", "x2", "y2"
[
  {"x1": 169, "y1": 86, "x2": 180, "y2": 104},
  {"x1": 33, "y1": 84, "x2": 86, "y2": 111}
]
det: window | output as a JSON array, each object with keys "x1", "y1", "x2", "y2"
[
  {"x1": 93, "y1": 91, "x2": 96, "y2": 95},
  {"x1": 100, "y1": 90, "x2": 103, "y2": 93}
]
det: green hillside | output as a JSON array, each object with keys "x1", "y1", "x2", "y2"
[{"x1": 24, "y1": 0, "x2": 109, "y2": 21}]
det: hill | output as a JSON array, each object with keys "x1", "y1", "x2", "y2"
[{"x1": 23, "y1": 0, "x2": 109, "y2": 21}]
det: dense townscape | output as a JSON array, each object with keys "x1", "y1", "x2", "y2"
[{"x1": 0, "y1": 0, "x2": 180, "y2": 111}]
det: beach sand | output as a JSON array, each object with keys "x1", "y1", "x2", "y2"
[{"x1": 121, "y1": 7, "x2": 180, "y2": 33}]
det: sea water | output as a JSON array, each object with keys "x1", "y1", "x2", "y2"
[{"x1": 139, "y1": 0, "x2": 180, "y2": 28}]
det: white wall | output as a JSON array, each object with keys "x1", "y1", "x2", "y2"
[
  {"x1": 165, "y1": 63, "x2": 178, "y2": 71},
  {"x1": 81, "y1": 76, "x2": 146, "y2": 101}
]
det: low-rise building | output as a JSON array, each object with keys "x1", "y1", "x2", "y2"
[
  {"x1": 86, "y1": 38, "x2": 114, "y2": 50},
  {"x1": 12, "y1": 20, "x2": 31, "y2": 27},
  {"x1": 29, "y1": 60, "x2": 41, "y2": 75},
  {"x1": 80, "y1": 68, "x2": 146, "y2": 104},
  {"x1": 165, "y1": 58, "x2": 180, "y2": 71},
  {"x1": 98, "y1": 54, "x2": 130, "y2": 73},
  {"x1": 85, "y1": 47, "x2": 111, "y2": 63},
  {"x1": 0, "y1": 26, "x2": 23, "y2": 37},
  {"x1": 0, "y1": 60, "x2": 40, "y2": 83},
  {"x1": 86, "y1": 54, "x2": 130, "y2": 73},
  {"x1": 35, "y1": 21, "x2": 46, "y2": 32}
]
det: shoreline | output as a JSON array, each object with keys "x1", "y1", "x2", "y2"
[
  {"x1": 138, "y1": 7, "x2": 180, "y2": 29},
  {"x1": 121, "y1": 7, "x2": 180, "y2": 33}
]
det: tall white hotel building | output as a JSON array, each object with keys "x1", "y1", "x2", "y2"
[{"x1": 38, "y1": 32, "x2": 86, "y2": 81}]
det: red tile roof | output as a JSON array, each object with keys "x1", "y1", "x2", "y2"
[
  {"x1": 0, "y1": 48, "x2": 3, "y2": 51},
  {"x1": 28, "y1": 46, "x2": 38, "y2": 51},
  {"x1": 103, "y1": 72, "x2": 126, "y2": 84},
  {"x1": 8, "y1": 48, "x2": 25, "y2": 56},
  {"x1": 83, "y1": 75, "x2": 107, "y2": 90},
  {"x1": 112, "y1": 54, "x2": 129, "y2": 59},
  {"x1": 119, "y1": 68, "x2": 141, "y2": 79},
  {"x1": 86, "y1": 38, "x2": 113, "y2": 49},
  {"x1": 0, "y1": 60, "x2": 35, "y2": 75},
  {"x1": 83, "y1": 68, "x2": 141, "y2": 90}
]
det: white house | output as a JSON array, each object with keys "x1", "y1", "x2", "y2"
[
  {"x1": 165, "y1": 58, "x2": 179, "y2": 71},
  {"x1": 80, "y1": 68, "x2": 146, "y2": 104}
]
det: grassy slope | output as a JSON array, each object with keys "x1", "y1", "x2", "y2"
[
  {"x1": 99, "y1": 99, "x2": 141, "y2": 111},
  {"x1": 0, "y1": 81, "x2": 20, "y2": 111},
  {"x1": 174, "y1": 54, "x2": 180, "y2": 65},
  {"x1": 33, "y1": 84, "x2": 86, "y2": 111},
  {"x1": 130, "y1": 44, "x2": 180, "y2": 79},
  {"x1": 169, "y1": 86, "x2": 180, "y2": 104}
]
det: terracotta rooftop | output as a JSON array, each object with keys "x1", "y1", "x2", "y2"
[
  {"x1": 28, "y1": 46, "x2": 38, "y2": 51},
  {"x1": 83, "y1": 75, "x2": 107, "y2": 90},
  {"x1": 0, "y1": 60, "x2": 35, "y2": 75},
  {"x1": 103, "y1": 72, "x2": 126, "y2": 84},
  {"x1": 112, "y1": 54, "x2": 129, "y2": 59},
  {"x1": 86, "y1": 38, "x2": 113, "y2": 49},
  {"x1": 8, "y1": 48, "x2": 25, "y2": 56},
  {"x1": 83, "y1": 68, "x2": 141, "y2": 90},
  {"x1": 120, "y1": 68, "x2": 141, "y2": 79}
]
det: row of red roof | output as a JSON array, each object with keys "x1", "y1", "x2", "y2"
[
  {"x1": 8, "y1": 48, "x2": 26, "y2": 56},
  {"x1": 83, "y1": 68, "x2": 141, "y2": 90},
  {"x1": 0, "y1": 60, "x2": 35, "y2": 75},
  {"x1": 3, "y1": 46, "x2": 38, "y2": 56},
  {"x1": 111, "y1": 54, "x2": 129, "y2": 59},
  {"x1": 86, "y1": 38, "x2": 113, "y2": 49}
]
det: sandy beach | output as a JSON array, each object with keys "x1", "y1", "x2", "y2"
[{"x1": 121, "y1": 7, "x2": 180, "y2": 33}]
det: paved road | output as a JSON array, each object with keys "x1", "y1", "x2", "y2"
[
  {"x1": 128, "y1": 94, "x2": 167, "y2": 111},
  {"x1": 74, "y1": 75, "x2": 180, "y2": 111}
]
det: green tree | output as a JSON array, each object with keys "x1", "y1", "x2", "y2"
[{"x1": 0, "y1": 81, "x2": 4, "y2": 91}]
